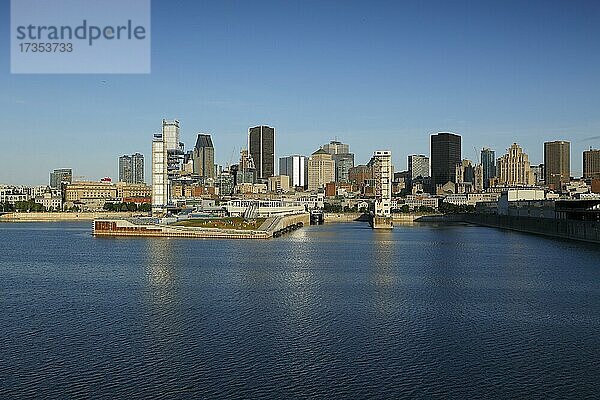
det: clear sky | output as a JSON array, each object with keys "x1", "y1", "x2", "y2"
[{"x1": 1, "y1": 0, "x2": 600, "y2": 185}]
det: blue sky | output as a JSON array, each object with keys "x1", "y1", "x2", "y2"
[{"x1": 1, "y1": 0, "x2": 600, "y2": 184}]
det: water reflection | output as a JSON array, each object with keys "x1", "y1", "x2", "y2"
[
  {"x1": 145, "y1": 238, "x2": 178, "y2": 305},
  {"x1": 371, "y1": 231, "x2": 398, "y2": 316}
]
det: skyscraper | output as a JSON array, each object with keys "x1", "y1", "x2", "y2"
[
  {"x1": 544, "y1": 140, "x2": 570, "y2": 191},
  {"x1": 322, "y1": 140, "x2": 354, "y2": 182},
  {"x1": 152, "y1": 119, "x2": 183, "y2": 215},
  {"x1": 431, "y1": 132, "x2": 461, "y2": 188},
  {"x1": 583, "y1": 148, "x2": 600, "y2": 179},
  {"x1": 49, "y1": 168, "x2": 72, "y2": 189},
  {"x1": 322, "y1": 140, "x2": 349, "y2": 155},
  {"x1": 408, "y1": 155, "x2": 429, "y2": 180},
  {"x1": 279, "y1": 155, "x2": 308, "y2": 188},
  {"x1": 119, "y1": 153, "x2": 144, "y2": 184},
  {"x1": 496, "y1": 143, "x2": 534, "y2": 186},
  {"x1": 307, "y1": 148, "x2": 335, "y2": 191},
  {"x1": 248, "y1": 126, "x2": 275, "y2": 181},
  {"x1": 480, "y1": 148, "x2": 496, "y2": 189},
  {"x1": 332, "y1": 153, "x2": 355, "y2": 182},
  {"x1": 119, "y1": 155, "x2": 132, "y2": 183},
  {"x1": 192, "y1": 133, "x2": 215, "y2": 179}
]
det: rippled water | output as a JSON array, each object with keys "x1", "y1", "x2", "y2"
[{"x1": 1, "y1": 221, "x2": 599, "y2": 399}]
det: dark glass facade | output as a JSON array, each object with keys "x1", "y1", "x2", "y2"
[
  {"x1": 430, "y1": 132, "x2": 461, "y2": 188},
  {"x1": 248, "y1": 126, "x2": 275, "y2": 180}
]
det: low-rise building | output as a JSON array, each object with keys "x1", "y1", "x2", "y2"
[{"x1": 35, "y1": 188, "x2": 63, "y2": 210}]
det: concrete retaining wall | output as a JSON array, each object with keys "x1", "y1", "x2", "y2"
[
  {"x1": 464, "y1": 214, "x2": 600, "y2": 244},
  {"x1": 1, "y1": 212, "x2": 146, "y2": 222}
]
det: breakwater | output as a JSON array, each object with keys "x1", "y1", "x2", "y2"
[
  {"x1": 463, "y1": 213, "x2": 600, "y2": 244},
  {"x1": 93, "y1": 213, "x2": 310, "y2": 239},
  {"x1": 324, "y1": 213, "x2": 437, "y2": 224}
]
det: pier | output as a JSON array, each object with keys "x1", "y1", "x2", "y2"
[{"x1": 93, "y1": 212, "x2": 310, "y2": 239}]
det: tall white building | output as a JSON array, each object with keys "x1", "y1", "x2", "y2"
[
  {"x1": 373, "y1": 150, "x2": 392, "y2": 218},
  {"x1": 152, "y1": 119, "x2": 182, "y2": 215},
  {"x1": 279, "y1": 155, "x2": 307, "y2": 188}
]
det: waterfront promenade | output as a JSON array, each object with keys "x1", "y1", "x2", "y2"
[{"x1": 0, "y1": 211, "x2": 146, "y2": 222}]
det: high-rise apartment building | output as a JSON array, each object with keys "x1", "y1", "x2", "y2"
[
  {"x1": 248, "y1": 126, "x2": 275, "y2": 181},
  {"x1": 118, "y1": 153, "x2": 144, "y2": 184},
  {"x1": 192, "y1": 133, "x2": 215, "y2": 179},
  {"x1": 307, "y1": 148, "x2": 335, "y2": 191},
  {"x1": 431, "y1": 132, "x2": 461, "y2": 188},
  {"x1": 408, "y1": 155, "x2": 430, "y2": 180},
  {"x1": 480, "y1": 148, "x2": 496, "y2": 189},
  {"x1": 544, "y1": 140, "x2": 570, "y2": 191},
  {"x1": 152, "y1": 119, "x2": 183, "y2": 215},
  {"x1": 49, "y1": 168, "x2": 72, "y2": 189},
  {"x1": 496, "y1": 143, "x2": 534, "y2": 186},
  {"x1": 279, "y1": 155, "x2": 308, "y2": 188},
  {"x1": 372, "y1": 150, "x2": 392, "y2": 219},
  {"x1": 583, "y1": 148, "x2": 600, "y2": 179}
]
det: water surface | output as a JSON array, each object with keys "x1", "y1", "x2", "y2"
[{"x1": 1, "y1": 222, "x2": 599, "y2": 399}]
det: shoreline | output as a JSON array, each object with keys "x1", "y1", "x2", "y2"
[{"x1": 0, "y1": 211, "x2": 148, "y2": 222}]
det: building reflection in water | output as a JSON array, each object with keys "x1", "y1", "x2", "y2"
[
  {"x1": 371, "y1": 231, "x2": 398, "y2": 316},
  {"x1": 145, "y1": 238, "x2": 178, "y2": 306}
]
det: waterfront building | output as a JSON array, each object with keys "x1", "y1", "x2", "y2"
[
  {"x1": 193, "y1": 133, "x2": 215, "y2": 179},
  {"x1": 152, "y1": 119, "x2": 184, "y2": 215},
  {"x1": 481, "y1": 148, "x2": 496, "y2": 189},
  {"x1": 34, "y1": 187, "x2": 63, "y2": 211},
  {"x1": 119, "y1": 153, "x2": 144, "y2": 184},
  {"x1": 115, "y1": 182, "x2": 152, "y2": 200},
  {"x1": 401, "y1": 194, "x2": 439, "y2": 211},
  {"x1": 268, "y1": 175, "x2": 291, "y2": 193},
  {"x1": 65, "y1": 181, "x2": 118, "y2": 202},
  {"x1": 431, "y1": 132, "x2": 461, "y2": 189},
  {"x1": 496, "y1": 143, "x2": 534, "y2": 186},
  {"x1": 307, "y1": 148, "x2": 335, "y2": 191},
  {"x1": 225, "y1": 199, "x2": 305, "y2": 218},
  {"x1": 583, "y1": 148, "x2": 600, "y2": 179},
  {"x1": 372, "y1": 150, "x2": 392, "y2": 219},
  {"x1": 408, "y1": 155, "x2": 430, "y2": 181},
  {"x1": 49, "y1": 168, "x2": 72, "y2": 189},
  {"x1": 544, "y1": 140, "x2": 570, "y2": 191},
  {"x1": 279, "y1": 155, "x2": 308, "y2": 188},
  {"x1": 248, "y1": 125, "x2": 275, "y2": 181}
]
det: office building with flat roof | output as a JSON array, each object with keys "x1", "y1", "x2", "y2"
[
  {"x1": 544, "y1": 140, "x2": 570, "y2": 191},
  {"x1": 248, "y1": 126, "x2": 275, "y2": 181},
  {"x1": 431, "y1": 132, "x2": 461, "y2": 188}
]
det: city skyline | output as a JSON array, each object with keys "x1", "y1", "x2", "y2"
[{"x1": 2, "y1": 0, "x2": 600, "y2": 184}]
